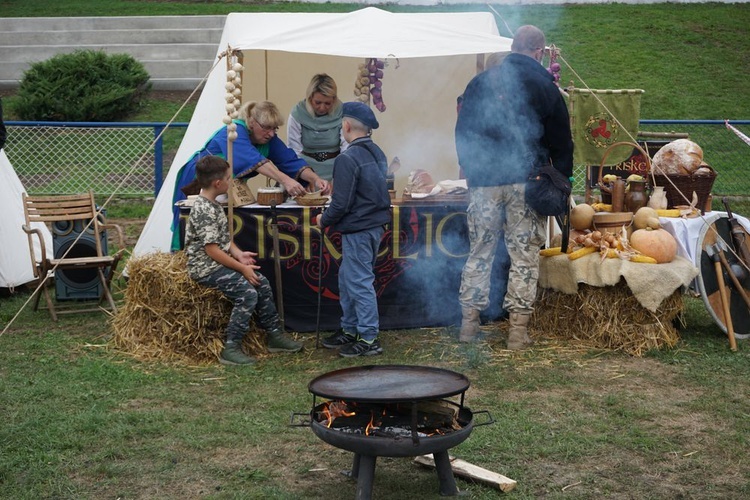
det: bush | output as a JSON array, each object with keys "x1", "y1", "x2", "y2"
[{"x1": 14, "y1": 50, "x2": 151, "y2": 121}]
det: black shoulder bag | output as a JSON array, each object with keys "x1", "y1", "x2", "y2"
[{"x1": 525, "y1": 160, "x2": 571, "y2": 217}]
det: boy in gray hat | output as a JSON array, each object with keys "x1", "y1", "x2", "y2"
[{"x1": 317, "y1": 102, "x2": 391, "y2": 357}]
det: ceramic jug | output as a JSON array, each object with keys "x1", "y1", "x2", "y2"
[
  {"x1": 625, "y1": 180, "x2": 649, "y2": 213},
  {"x1": 611, "y1": 178, "x2": 626, "y2": 212},
  {"x1": 648, "y1": 185, "x2": 668, "y2": 210}
]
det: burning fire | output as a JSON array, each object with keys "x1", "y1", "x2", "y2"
[
  {"x1": 317, "y1": 399, "x2": 461, "y2": 438},
  {"x1": 321, "y1": 400, "x2": 356, "y2": 428}
]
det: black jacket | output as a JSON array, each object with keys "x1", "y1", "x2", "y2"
[
  {"x1": 455, "y1": 53, "x2": 574, "y2": 188},
  {"x1": 320, "y1": 137, "x2": 391, "y2": 234}
]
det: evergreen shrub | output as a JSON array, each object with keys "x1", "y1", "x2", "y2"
[{"x1": 15, "y1": 50, "x2": 151, "y2": 121}]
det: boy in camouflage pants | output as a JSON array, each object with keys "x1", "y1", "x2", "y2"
[{"x1": 184, "y1": 155, "x2": 302, "y2": 365}]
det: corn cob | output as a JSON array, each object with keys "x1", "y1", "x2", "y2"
[
  {"x1": 629, "y1": 254, "x2": 658, "y2": 264},
  {"x1": 540, "y1": 247, "x2": 565, "y2": 257},
  {"x1": 568, "y1": 246, "x2": 597, "y2": 260},
  {"x1": 591, "y1": 203, "x2": 613, "y2": 212},
  {"x1": 656, "y1": 209, "x2": 682, "y2": 218}
]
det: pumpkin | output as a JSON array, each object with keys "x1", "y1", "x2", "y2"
[
  {"x1": 629, "y1": 228, "x2": 677, "y2": 263},
  {"x1": 633, "y1": 206, "x2": 661, "y2": 230},
  {"x1": 570, "y1": 204, "x2": 596, "y2": 231}
]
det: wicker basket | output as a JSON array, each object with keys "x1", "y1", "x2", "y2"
[
  {"x1": 651, "y1": 166, "x2": 716, "y2": 214},
  {"x1": 257, "y1": 187, "x2": 286, "y2": 206},
  {"x1": 294, "y1": 196, "x2": 329, "y2": 207}
]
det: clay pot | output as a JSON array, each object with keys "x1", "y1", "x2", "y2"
[{"x1": 648, "y1": 185, "x2": 668, "y2": 210}]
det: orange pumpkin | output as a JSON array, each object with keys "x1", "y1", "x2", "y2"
[{"x1": 629, "y1": 228, "x2": 678, "y2": 263}]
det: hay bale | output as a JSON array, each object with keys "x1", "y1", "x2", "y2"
[
  {"x1": 111, "y1": 252, "x2": 266, "y2": 364},
  {"x1": 532, "y1": 281, "x2": 684, "y2": 357}
]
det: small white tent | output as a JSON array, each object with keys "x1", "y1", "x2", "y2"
[
  {"x1": 0, "y1": 150, "x2": 52, "y2": 289},
  {"x1": 134, "y1": 7, "x2": 512, "y2": 257}
]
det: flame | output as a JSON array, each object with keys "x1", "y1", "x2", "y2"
[
  {"x1": 321, "y1": 400, "x2": 356, "y2": 428},
  {"x1": 365, "y1": 412, "x2": 375, "y2": 436}
]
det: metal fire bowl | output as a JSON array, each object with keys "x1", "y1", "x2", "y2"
[
  {"x1": 308, "y1": 365, "x2": 470, "y2": 403},
  {"x1": 310, "y1": 406, "x2": 475, "y2": 458}
]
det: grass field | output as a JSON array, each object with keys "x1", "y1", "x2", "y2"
[{"x1": 2, "y1": 3, "x2": 750, "y2": 499}]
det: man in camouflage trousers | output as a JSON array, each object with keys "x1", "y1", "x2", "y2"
[
  {"x1": 455, "y1": 25, "x2": 574, "y2": 349},
  {"x1": 185, "y1": 155, "x2": 302, "y2": 365}
]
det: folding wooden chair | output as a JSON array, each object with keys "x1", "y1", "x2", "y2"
[{"x1": 21, "y1": 191, "x2": 125, "y2": 321}]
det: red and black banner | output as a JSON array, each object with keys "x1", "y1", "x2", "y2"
[{"x1": 228, "y1": 204, "x2": 508, "y2": 332}]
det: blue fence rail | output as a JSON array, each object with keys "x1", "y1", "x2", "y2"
[{"x1": 4, "y1": 120, "x2": 749, "y2": 198}]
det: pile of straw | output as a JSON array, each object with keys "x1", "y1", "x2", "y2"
[
  {"x1": 532, "y1": 281, "x2": 684, "y2": 357},
  {"x1": 111, "y1": 252, "x2": 265, "y2": 364}
]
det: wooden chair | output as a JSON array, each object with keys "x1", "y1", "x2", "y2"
[{"x1": 21, "y1": 191, "x2": 125, "y2": 321}]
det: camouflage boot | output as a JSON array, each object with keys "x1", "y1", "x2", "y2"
[
  {"x1": 266, "y1": 329, "x2": 303, "y2": 353},
  {"x1": 220, "y1": 341, "x2": 256, "y2": 365},
  {"x1": 507, "y1": 312, "x2": 534, "y2": 350},
  {"x1": 459, "y1": 307, "x2": 481, "y2": 343}
]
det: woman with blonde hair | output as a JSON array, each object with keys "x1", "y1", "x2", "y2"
[
  {"x1": 287, "y1": 73, "x2": 347, "y2": 181},
  {"x1": 171, "y1": 100, "x2": 329, "y2": 250}
]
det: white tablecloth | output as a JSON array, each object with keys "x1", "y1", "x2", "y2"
[{"x1": 659, "y1": 211, "x2": 750, "y2": 266}]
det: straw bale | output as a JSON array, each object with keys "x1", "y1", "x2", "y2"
[
  {"x1": 532, "y1": 281, "x2": 684, "y2": 357},
  {"x1": 111, "y1": 252, "x2": 266, "y2": 365}
]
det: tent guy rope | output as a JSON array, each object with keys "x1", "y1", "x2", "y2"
[{"x1": 1, "y1": 53, "x2": 226, "y2": 337}]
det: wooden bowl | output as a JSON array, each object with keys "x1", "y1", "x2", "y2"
[{"x1": 593, "y1": 211, "x2": 633, "y2": 235}]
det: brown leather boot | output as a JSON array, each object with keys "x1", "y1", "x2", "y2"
[
  {"x1": 507, "y1": 312, "x2": 534, "y2": 350},
  {"x1": 459, "y1": 307, "x2": 480, "y2": 342}
]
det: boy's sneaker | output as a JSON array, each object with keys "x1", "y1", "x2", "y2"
[
  {"x1": 321, "y1": 328, "x2": 357, "y2": 349},
  {"x1": 339, "y1": 338, "x2": 383, "y2": 358},
  {"x1": 220, "y1": 344, "x2": 256, "y2": 365}
]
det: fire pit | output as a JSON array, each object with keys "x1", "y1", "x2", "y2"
[{"x1": 293, "y1": 365, "x2": 492, "y2": 499}]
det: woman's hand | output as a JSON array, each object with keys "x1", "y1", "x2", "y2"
[
  {"x1": 280, "y1": 177, "x2": 307, "y2": 197},
  {"x1": 300, "y1": 168, "x2": 331, "y2": 195},
  {"x1": 313, "y1": 178, "x2": 331, "y2": 195}
]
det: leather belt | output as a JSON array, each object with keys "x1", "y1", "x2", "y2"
[{"x1": 302, "y1": 150, "x2": 340, "y2": 162}]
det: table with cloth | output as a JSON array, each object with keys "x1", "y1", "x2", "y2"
[{"x1": 179, "y1": 198, "x2": 510, "y2": 333}]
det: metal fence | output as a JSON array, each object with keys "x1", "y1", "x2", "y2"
[
  {"x1": 4, "y1": 121, "x2": 188, "y2": 197},
  {"x1": 4, "y1": 120, "x2": 749, "y2": 198}
]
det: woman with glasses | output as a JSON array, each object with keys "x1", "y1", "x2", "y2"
[
  {"x1": 287, "y1": 74, "x2": 347, "y2": 181},
  {"x1": 171, "y1": 100, "x2": 330, "y2": 250}
]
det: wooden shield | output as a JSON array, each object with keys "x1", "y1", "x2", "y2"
[{"x1": 696, "y1": 214, "x2": 750, "y2": 339}]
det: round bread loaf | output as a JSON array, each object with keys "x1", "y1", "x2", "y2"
[{"x1": 652, "y1": 139, "x2": 704, "y2": 176}]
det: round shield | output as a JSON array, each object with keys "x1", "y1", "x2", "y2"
[{"x1": 695, "y1": 213, "x2": 750, "y2": 339}]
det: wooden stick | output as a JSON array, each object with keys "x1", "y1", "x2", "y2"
[
  {"x1": 714, "y1": 257, "x2": 738, "y2": 351},
  {"x1": 414, "y1": 454, "x2": 517, "y2": 493}
]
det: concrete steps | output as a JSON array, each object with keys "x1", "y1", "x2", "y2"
[{"x1": 0, "y1": 15, "x2": 225, "y2": 90}]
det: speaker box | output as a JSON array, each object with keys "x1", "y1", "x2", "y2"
[{"x1": 52, "y1": 210, "x2": 108, "y2": 301}]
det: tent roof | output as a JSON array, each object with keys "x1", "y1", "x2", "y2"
[
  {"x1": 222, "y1": 8, "x2": 511, "y2": 58},
  {"x1": 133, "y1": 8, "x2": 511, "y2": 259}
]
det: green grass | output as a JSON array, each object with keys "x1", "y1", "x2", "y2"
[
  {"x1": 2, "y1": 289, "x2": 749, "y2": 499},
  {"x1": 1, "y1": 2, "x2": 749, "y2": 120},
  {"x1": 3, "y1": 3, "x2": 750, "y2": 498}
]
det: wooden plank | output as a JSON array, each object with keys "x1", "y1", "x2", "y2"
[{"x1": 414, "y1": 454, "x2": 517, "y2": 493}]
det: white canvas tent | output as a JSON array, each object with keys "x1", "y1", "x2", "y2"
[
  {"x1": 0, "y1": 150, "x2": 52, "y2": 289},
  {"x1": 134, "y1": 7, "x2": 513, "y2": 257}
]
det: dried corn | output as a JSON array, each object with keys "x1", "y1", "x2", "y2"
[
  {"x1": 540, "y1": 247, "x2": 564, "y2": 257},
  {"x1": 591, "y1": 203, "x2": 613, "y2": 212},
  {"x1": 656, "y1": 209, "x2": 681, "y2": 218},
  {"x1": 629, "y1": 254, "x2": 658, "y2": 264},
  {"x1": 568, "y1": 246, "x2": 597, "y2": 260}
]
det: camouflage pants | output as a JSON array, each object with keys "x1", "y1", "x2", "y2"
[
  {"x1": 195, "y1": 267, "x2": 280, "y2": 344},
  {"x1": 459, "y1": 184, "x2": 546, "y2": 315}
]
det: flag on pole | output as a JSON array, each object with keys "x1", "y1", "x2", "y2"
[{"x1": 567, "y1": 88, "x2": 644, "y2": 166}]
